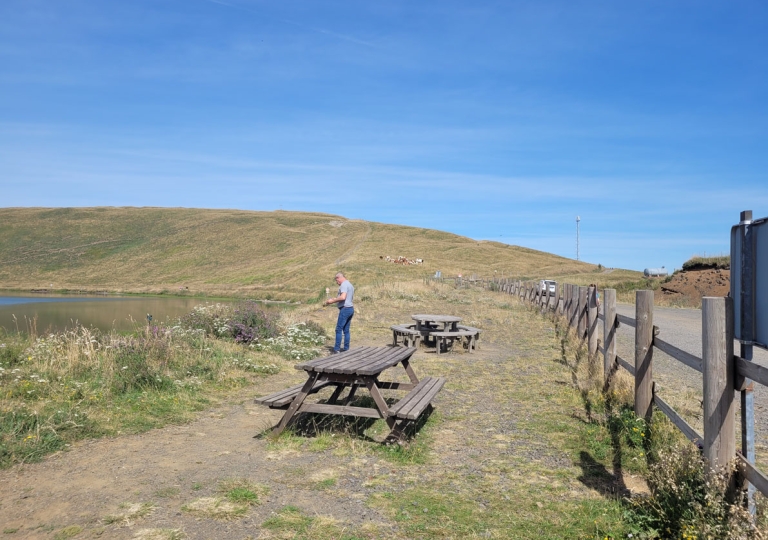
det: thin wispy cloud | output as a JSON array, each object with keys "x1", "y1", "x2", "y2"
[{"x1": 201, "y1": 0, "x2": 377, "y2": 48}]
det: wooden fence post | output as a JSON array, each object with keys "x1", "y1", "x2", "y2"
[
  {"x1": 702, "y1": 296, "x2": 735, "y2": 471},
  {"x1": 578, "y1": 286, "x2": 588, "y2": 340},
  {"x1": 587, "y1": 286, "x2": 598, "y2": 356},
  {"x1": 555, "y1": 283, "x2": 561, "y2": 314},
  {"x1": 635, "y1": 290, "x2": 654, "y2": 420},
  {"x1": 603, "y1": 289, "x2": 617, "y2": 386},
  {"x1": 570, "y1": 284, "x2": 578, "y2": 329},
  {"x1": 546, "y1": 286, "x2": 553, "y2": 311}
]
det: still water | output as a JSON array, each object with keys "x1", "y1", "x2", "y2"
[{"x1": 0, "y1": 292, "x2": 239, "y2": 334}]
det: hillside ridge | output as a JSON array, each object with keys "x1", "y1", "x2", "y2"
[{"x1": 0, "y1": 207, "x2": 606, "y2": 300}]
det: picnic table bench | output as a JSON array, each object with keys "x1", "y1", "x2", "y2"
[
  {"x1": 255, "y1": 346, "x2": 446, "y2": 440},
  {"x1": 388, "y1": 376, "x2": 446, "y2": 419},
  {"x1": 431, "y1": 330, "x2": 479, "y2": 354},
  {"x1": 254, "y1": 380, "x2": 338, "y2": 409},
  {"x1": 390, "y1": 324, "x2": 422, "y2": 347}
]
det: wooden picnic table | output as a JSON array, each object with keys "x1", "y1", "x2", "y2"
[
  {"x1": 255, "y1": 346, "x2": 445, "y2": 440},
  {"x1": 411, "y1": 314, "x2": 462, "y2": 332}
]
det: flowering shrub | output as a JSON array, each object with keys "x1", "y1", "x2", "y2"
[
  {"x1": 228, "y1": 357, "x2": 279, "y2": 374},
  {"x1": 25, "y1": 327, "x2": 101, "y2": 368},
  {"x1": 228, "y1": 301, "x2": 278, "y2": 344},
  {"x1": 178, "y1": 304, "x2": 232, "y2": 337},
  {"x1": 251, "y1": 323, "x2": 326, "y2": 361},
  {"x1": 177, "y1": 302, "x2": 278, "y2": 344}
]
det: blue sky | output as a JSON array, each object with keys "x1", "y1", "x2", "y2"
[{"x1": 1, "y1": 1, "x2": 766, "y2": 272}]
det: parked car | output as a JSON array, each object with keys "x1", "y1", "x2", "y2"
[{"x1": 538, "y1": 280, "x2": 557, "y2": 294}]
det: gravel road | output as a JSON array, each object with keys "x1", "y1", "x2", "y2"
[{"x1": 611, "y1": 303, "x2": 767, "y2": 455}]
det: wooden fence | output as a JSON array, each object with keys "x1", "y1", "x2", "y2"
[{"x1": 483, "y1": 277, "x2": 768, "y2": 500}]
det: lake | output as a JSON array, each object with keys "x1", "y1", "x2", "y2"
[{"x1": 0, "y1": 292, "x2": 256, "y2": 334}]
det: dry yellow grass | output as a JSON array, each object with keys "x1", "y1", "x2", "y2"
[{"x1": 0, "y1": 207, "x2": 619, "y2": 301}]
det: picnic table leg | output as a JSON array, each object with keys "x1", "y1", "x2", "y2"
[
  {"x1": 435, "y1": 336, "x2": 442, "y2": 355},
  {"x1": 326, "y1": 383, "x2": 346, "y2": 405},
  {"x1": 342, "y1": 383, "x2": 360, "y2": 406},
  {"x1": 364, "y1": 379, "x2": 396, "y2": 430},
  {"x1": 401, "y1": 358, "x2": 420, "y2": 385},
  {"x1": 272, "y1": 372, "x2": 320, "y2": 436},
  {"x1": 385, "y1": 419, "x2": 409, "y2": 443}
]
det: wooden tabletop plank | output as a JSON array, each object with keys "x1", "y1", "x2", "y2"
[
  {"x1": 411, "y1": 314, "x2": 462, "y2": 323},
  {"x1": 357, "y1": 348, "x2": 416, "y2": 376},
  {"x1": 331, "y1": 347, "x2": 393, "y2": 374},
  {"x1": 352, "y1": 346, "x2": 408, "y2": 369},
  {"x1": 314, "y1": 347, "x2": 374, "y2": 371},
  {"x1": 294, "y1": 346, "x2": 371, "y2": 371}
]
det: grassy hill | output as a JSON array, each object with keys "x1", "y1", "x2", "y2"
[{"x1": 0, "y1": 207, "x2": 634, "y2": 301}]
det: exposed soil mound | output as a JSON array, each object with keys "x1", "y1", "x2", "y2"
[{"x1": 658, "y1": 268, "x2": 730, "y2": 306}]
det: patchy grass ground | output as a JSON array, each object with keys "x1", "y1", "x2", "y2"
[{"x1": 0, "y1": 280, "x2": 720, "y2": 539}]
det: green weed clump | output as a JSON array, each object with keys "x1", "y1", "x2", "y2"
[{"x1": 627, "y1": 443, "x2": 762, "y2": 539}]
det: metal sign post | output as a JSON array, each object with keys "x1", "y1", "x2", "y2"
[{"x1": 730, "y1": 210, "x2": 768, "y2": 514}]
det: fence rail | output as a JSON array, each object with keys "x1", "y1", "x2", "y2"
[
  {"x1": 479, "y1": 276, "x2": 768, "y2": 501},
  {"x1": 653, "y1": 336, "x2": 703, "y2": 373},
  {"x1": 652, "y1": 391, "x2": 703, "y2": 445}
]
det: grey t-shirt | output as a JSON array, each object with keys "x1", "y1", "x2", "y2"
[{"x1": 338, "y1": 280, "x2": 354, "y2": 308}]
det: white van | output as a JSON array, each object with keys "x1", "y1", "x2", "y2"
[{"x1": 538, "y1": 280, "x2": 557, "y2": 294}]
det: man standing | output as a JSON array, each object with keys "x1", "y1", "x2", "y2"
[{"x1": 324, "y1": 272, "x2": 354, "y2": 353}]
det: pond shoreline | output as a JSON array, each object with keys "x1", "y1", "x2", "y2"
[{"x1": 0, "y1": 288, "x2": 302, "y2": 304}]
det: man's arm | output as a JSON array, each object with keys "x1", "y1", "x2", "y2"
[{"x1": 324, "y1": 292, "x2": 346, "y2": 306}]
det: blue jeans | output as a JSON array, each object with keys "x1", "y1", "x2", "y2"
[{"x1": 334, "y1": 307, "x2": 354, "y2": 351}]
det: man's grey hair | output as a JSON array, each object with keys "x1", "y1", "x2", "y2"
[{"x1": 335, "y1": 272, "x2": 345, "y2": 279}]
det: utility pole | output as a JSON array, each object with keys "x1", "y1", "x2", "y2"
[{"x1": 576, "y1": 216, "x2": 581, "y2": 261}]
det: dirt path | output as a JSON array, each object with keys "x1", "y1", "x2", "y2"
[
  {"x1": 0, "y1": 362, "x2": 391, "y2": 539},
  {"x1": 0, "y1": 321, "x2": 628, "y2": 539}
]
